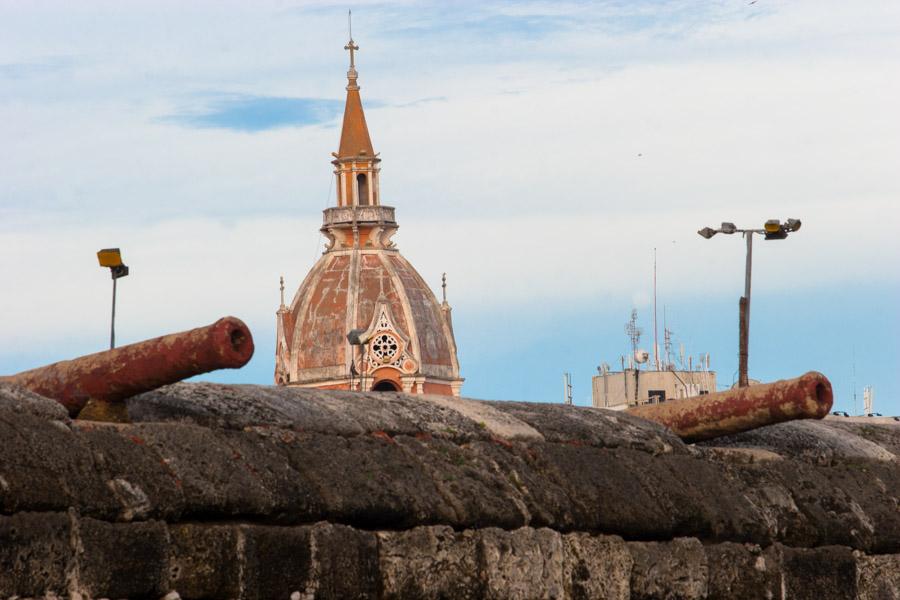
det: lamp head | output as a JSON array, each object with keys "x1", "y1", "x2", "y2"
[
  {"x1": 720, "y1": 222, "x2": 737, "y2": 234},
  {"x1": 98, "y1": 248, "x2": 129, "y2": 279},
  {"x1": 785, "y1": 218, "x2": 802, "y2": 232},
  {"x1": 698, "y1": 227, "x2": 717, "y2": 239},
  {"x1": 97, "y1": 248, "x2": 123, "y2": 268},
  {"x1": 764, "y1": 219, "x2": 788, "y2": 240},
  {"x1": 347, "y1": 328, "x2": 371, "y2": 346}
]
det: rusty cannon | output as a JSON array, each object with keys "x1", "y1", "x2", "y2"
[
  {"x1": 1, "y1": 316, "x2": 254, "y2": 418},
  {"x1": 626, "y1": 371, "x2": 833, "y2": 443}
]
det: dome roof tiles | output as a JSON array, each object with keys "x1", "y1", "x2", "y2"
[{"x1": 282, "y1": 250, "x2": 459, "y2": 386}]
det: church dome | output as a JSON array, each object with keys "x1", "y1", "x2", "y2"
[
  {"x1": 277, "y1": 249, "x2": 460, "y2": 394},
  {"x1": 275, "y1": 30, "x2": 463, "y2": 396}
]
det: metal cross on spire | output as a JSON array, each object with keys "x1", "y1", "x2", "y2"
[{"x1": 344, "y1": 10, "x2": 359, "y2": 69}]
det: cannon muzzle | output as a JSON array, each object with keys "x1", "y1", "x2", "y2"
[
  {"x1": 626, "y1": 371, "x2": 833, "y2": 443},
  {"x1": 1, "y1": 316, "x2": 254, "y2": 416}
]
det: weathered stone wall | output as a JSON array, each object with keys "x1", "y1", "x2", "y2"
[{"x1": 1, "y1": 382, "x2": 898, "y2": 599}]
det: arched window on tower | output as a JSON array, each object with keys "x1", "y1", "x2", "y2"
[{"x1": 357, "y1": 173, "x2": 369, "y2": 206}]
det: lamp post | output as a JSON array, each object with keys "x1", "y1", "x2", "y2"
[
  {"x1": 697, "y1": 219, "x2": 801, "y2": 387},
  {"x1": 97, "y1": 248, "x2": 129, "y2": 349},
  {"x1": 347, "y1": 328, "x2": 371, "y2": 391}
]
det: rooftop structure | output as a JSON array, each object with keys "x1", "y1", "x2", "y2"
[
  {"x1": 592, "y1": 365, "x2": 717, "y2": 410},
  {"x1": 592, "y1": 311, "x2": 716, "y2": 409}
]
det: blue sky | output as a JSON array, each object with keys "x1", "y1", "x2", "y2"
[{"x1": 1, "y1": 1, "x2": 898, "y2": 414}]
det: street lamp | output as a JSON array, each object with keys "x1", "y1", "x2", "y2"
[
  {"x1": 697, "y1": 219, "x2": 801, "y2": 387},
  {"x1": 97, "y1": 248, "x2": 129, "y2": 349},
  {"x1": 347, "y1": 328, "x2": 371, "y2": 391}
]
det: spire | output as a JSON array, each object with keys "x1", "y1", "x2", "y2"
[{"x1": 338, "y1": 12, "x2": 375, "y2": 159}]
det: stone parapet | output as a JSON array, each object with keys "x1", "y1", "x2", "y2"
[
  {"x1": 322, "y1": 205, "x2": 396, "y2": 227},
  {"x1": 0, "y1": 381, "x2": 898, "y2": 598}
]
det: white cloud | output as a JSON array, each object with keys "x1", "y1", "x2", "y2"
[{"x1": 1, "y1": 0, "x2": 898, "y2": 390}]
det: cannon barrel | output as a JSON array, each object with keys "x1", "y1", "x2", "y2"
[
  {"x1": 1, "y1": 316, "x2": 254, "y2": 416},
  {"x1": 626, "y1": 371, "x2": 833, "y2": 443}
]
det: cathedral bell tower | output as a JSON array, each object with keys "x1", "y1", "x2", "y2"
[{"x1": 275, "y1": 29, "x2": 464, "y2": 396}]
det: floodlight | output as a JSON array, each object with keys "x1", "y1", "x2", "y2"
[
  {"x1": 347, "y1": 328, "x2": 371, "y2": 345},
  {"x1": 98, "y1": 247, "x2": 129, "y2": 349},
  {"x1": 764, "y1": 220, "x2": 782, "y2": 233},
  {"x1": 97, "y1": 248, "x2": 123, "y2": 268},
  {"x1": 720, "y1": 222, "x2": 737, "y2": 234},
  {"x1": 785, "y1": 218, "x2": 802, "y2": 232},
  {"x1": 698, "y1": 227, "x2": 717, "y2": 239}
]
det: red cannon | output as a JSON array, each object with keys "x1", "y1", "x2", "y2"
[
  {"x1": 1, "y1": 316, "x2": 254, "y2": 417},
  {"x1": 626, "y1": 371, "x2": 833, "y2": 443}
]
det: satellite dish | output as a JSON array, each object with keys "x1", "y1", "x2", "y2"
[{"x1": 634, "y1": 350, "x2": 649, "y2": 364}]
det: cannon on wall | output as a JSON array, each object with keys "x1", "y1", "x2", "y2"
[
  {"x1": 626, "y1": 371, "x2": 833, "y2": 442},
  {"x1": 0, "y1": 316, "x2": 254, "y2": 418}
]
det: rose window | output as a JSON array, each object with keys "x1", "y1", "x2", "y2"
[{"x1": 371, "y1": 333, "x2": 400, "y2": 362}]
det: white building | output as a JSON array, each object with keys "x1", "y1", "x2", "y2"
[{"x1": 592, "y1": 366, "x2": 717, "y2": 411}]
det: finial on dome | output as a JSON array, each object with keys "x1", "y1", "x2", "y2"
[
  {"x1": 279, "y1": 275, "x2": 285, "y2": 308},
  {"x1": 344, "y1": 10, "x2": 359, "y2": 90},
  {"x1": 441, "y1": 272, "x2": 447, "y2": 304}
]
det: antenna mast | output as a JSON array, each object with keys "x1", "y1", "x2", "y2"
[
  {"x1": 563, "y1": 372, "x2": 573, "y2": 405},
  {"x1": 851, "y1": 347, "x2": 857, "y2": 415},
  {"x1": 664, "y1": 326, "x2": 673, "y2": 371},
  {"x1": 653, "y1": 247, "x2": 660, "y2": 371},
  {"x1": 625, "y1": 309, "x2": 643, "y2": 366}
]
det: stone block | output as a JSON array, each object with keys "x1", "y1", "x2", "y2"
[
  {"x1": 75, "y1": 516, "x2": 168, "y2": 598},
  {"x1": 856, "y1": 552, "x2": 900, "y2": 600},
  {"x1": 769, "y1": 544, "x2": 858, "y2": 600},
  {"x1": 241, "y1": 524, "x2": 314, "y2": 600},
  {"x1": 705, "y1": 542, "x2": 779, "y2": 600},
  {"x1": 0, "y1": 512, "x2": 71, "y2": 597},
  {"x1": 168, "y1": 523, "x2": 241, "y2": 599},
  {"x1": 308, "y1": 522, "x2": 379, "y2": 599},
  {"x1": 378, "y1": 526, "x2": 483, "y2": 599},
  {"x1": 560, "y1": 533, "x2": 632, "y2": 600},
  {"x1": 478, "y1": 527, "x2": 566, "y2": 599},
  {"x1": 628, "y1": 537, "x2": 708, "y2": 600}
]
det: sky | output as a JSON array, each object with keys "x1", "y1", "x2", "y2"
[{"x1": 1, "y1": 0, "x2": 898, "y2": 415}]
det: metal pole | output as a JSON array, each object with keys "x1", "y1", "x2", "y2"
[
  {"x1": 653, "y1": 247, "x2": 660, "y2": 371},
  {"x1": 739, "y1": 232, "x2": 753, "y2": 387},
  {"x1": 110, "y1": 276, "x2": 117, "y2": 350}
]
